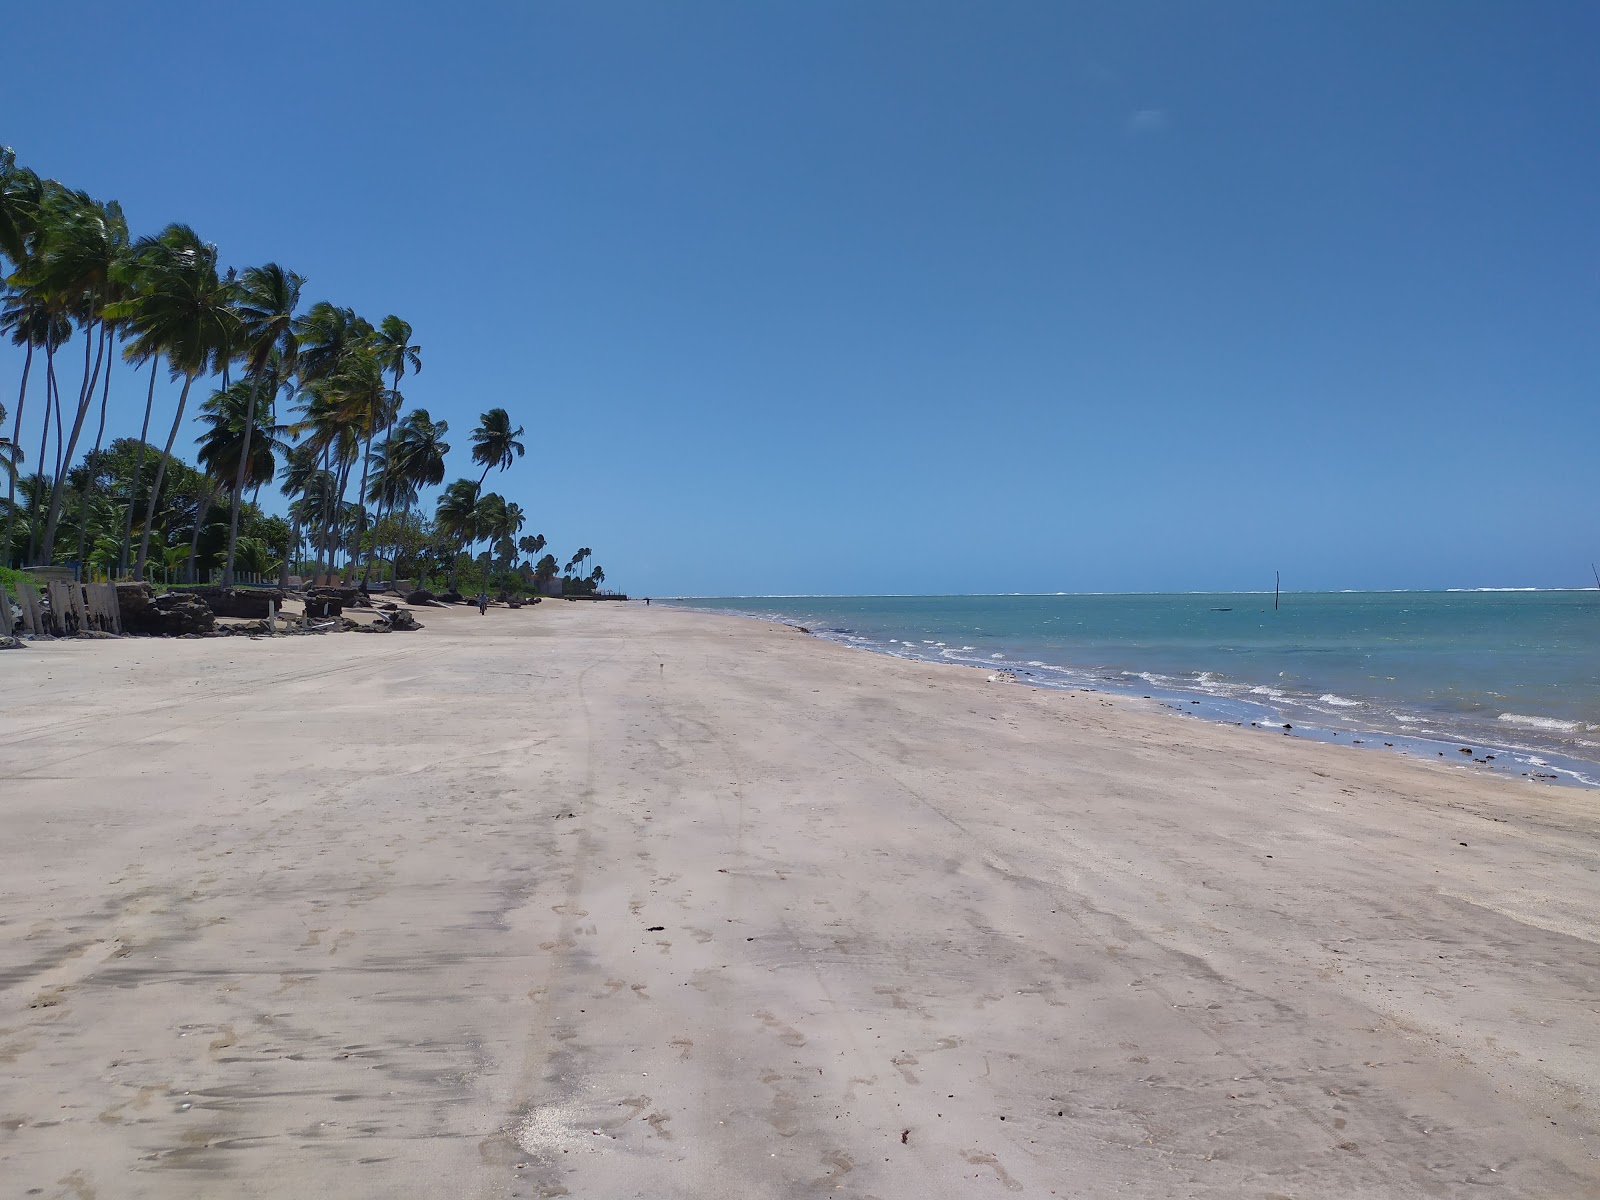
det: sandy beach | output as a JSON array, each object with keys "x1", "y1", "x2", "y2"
[{"x1": 2, "y1": 601, "x2": 1597, "y2": 1198}]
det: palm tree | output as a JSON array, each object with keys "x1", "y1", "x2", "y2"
[
  {"x1": 518, "y1": 533, "x2": 546, "y2": 565},
  {"x1": 223, "y1": 263, "x2": 301, "y2": 586},
  {"x1": 358, "y1": 316, "x2": 420, "y2": 583},
  {"x1": 111, "y1": 227, "x2": 197, "y2": 574},
  {"x1": 277, "y1": 441, "x2": 325, "y2": 585},
  {"x1": 0, "y1": 401, "x2": 19, "y2": 484},
  {"x1": 336, "y1": 347, "x2": 396, "y2": 581},
  {"x1": 434, "y1": 478, "x2": 481, "y2": 594},
  {"x1": 32, "y1": 189, "x2": 128, "y2": 564},
  {"x1": 291, "y1": 378, "x2": 362, "y2": 581},
  {"x1": 0, "y1": 148, "x2": 44, "y2": 269},
  {"x1": 373, "y1": 408, "x2": 448, "y2": 584},
  {"x1": 469, "y1": 408, "x2": 524, "y2": 485},
  {"x1": 115, "y1": 225, "x2": 240, "y2": 580},
  {"x1": 1, "y1": 289, "x2": 64, "y2": 567},
  {"x1": 194, "y1": 377, "x2": 286, "y2": 581}
]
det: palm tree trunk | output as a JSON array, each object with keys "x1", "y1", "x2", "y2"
[
  {"x1": 120, "y1": 358, "x2": 158, "y2": 574},
  {"x1": 360, "y1": 371, "x2": 403, "y2": 585},
  {"x1": 280, "y1": 512, "x2": 299, "y2": 588},
  {"x1": 135, "y1": 373, "x2": 196, "y2": 582},
  {"x1": 50, "y1": 347, "x2": 65, "y2": 481},
  {"x1": 348, "y1": 403, "x2": 379, "y2": 585},
  {"x1": 327, "y1": 458, "x2": 352, "y2": 583},
  {"x1": 28, "y1": 344, "x2": 60, "y2": 564},
  {"x1": 221, "y1": 370, "x2": 262, "y2": 587},
  {"x1": 4, "y1": 341, "x2": 33, "y2": 569},
  {"x1": 311, "y1": 444, "x2": 331, "y2": 581},
  {"x1": 186, "y1": 481, "x2": 216, "y2": 583},
  {"x1": 42, "y1": 315, "x2": 107, "y2": 563},
  {"x1": 75, "y1": 329, "x2": 116, "y2": 570}
]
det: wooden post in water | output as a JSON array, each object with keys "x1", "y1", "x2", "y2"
[{"x1": 1275, "y1": 571, "x2": 1280, "y2": 611}]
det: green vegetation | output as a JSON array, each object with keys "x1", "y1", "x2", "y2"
[{"x1": 0, "y1": 146, "x2": 613, "y2": 595}]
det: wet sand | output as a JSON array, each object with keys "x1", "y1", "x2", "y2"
[{"x1": 2, "y1": 601, "x2": 1597, "y2": 1197}]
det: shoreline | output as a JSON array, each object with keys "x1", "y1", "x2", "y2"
[
  {"x1": 665, "y1": 597, "x2": 1600, "y2": 789},
  {"x1": 4, "y1": 601, "x2": 1598, "y2": 1197}
]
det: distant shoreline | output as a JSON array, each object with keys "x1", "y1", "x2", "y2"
[{"x1": 666, "y1": 592, "x2": 1600, "y2": 789}]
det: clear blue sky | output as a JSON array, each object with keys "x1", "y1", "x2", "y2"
[{"x1": 4, "y1": 1, "x2": 1597, "y2": 594}]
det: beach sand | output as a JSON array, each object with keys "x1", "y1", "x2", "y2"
[{"x1": 2, "y1": 601, "x2": 1597, "y2": 1198}]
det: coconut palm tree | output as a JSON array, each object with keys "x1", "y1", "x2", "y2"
[
  {"x1": 334, "y1": 347, "x2": 396, "y2": 581},
  {"x1": 277, "y1": 441, "x2": 325, "y2": 585},
  {"x1": 115, "y1": 225, "x2": 240, "y2": 580},
  {"x1": 358, "y1": 315, "x2": 420, "y2": 582},
  {"x1": 469, "y1": 408, "x2": 524, "y2": 485},
  {"x1": 0, "y1": 401, "x2": 19, "y2": 484},
  {"x1": 0, "y1": 148, "x2": 46, "y2": 273},
  {"x1": 1, "y1": 288, "x2": 64, "y2": 567},
  {"x1": 392, "y1": 408, "x2": 450, "y2": 495},
  {"x1": 365, "y1": 407, "x2": 448, "y2": 584},
  {"x1": 223, "y1": 263, "x2": 302, "y2": 586},
  {"x1": 193, "y1": 377, "x2": 286, "y2": 581},
  {"x1": 111, "y1": 227, "x2": 197, "y2": 573},
  {"x1": 32, "y1": 189, "x2": 128, "y2": 564},
  {"x1": 434, "y1": 478, "x2": 481, "y2": 594},
  {"x1": 291, "y1": 377, "x2": 363, "y2": 580},
  {"x1": 518, "y1": 533, "x2": 546, "y2": 565}
]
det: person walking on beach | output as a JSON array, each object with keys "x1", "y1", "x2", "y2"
[{"x1": 476, "y1": 591, "x2": 489, "y2": 615}]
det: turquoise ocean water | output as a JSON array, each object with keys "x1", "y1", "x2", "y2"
[{"x1": 666, "y1": 592, "x2": 1600, "y2": 786}]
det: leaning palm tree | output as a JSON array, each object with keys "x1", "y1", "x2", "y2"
[
  {"x1": 0, "y1": 401, "x2": 19, "y2": 484},
  {"x1": 32, "y1": 190, "x2": 129, "y2": 564},
  {"x1": 1, "y1": 288, "x2": 65, "y2": 567},
  {"x1": 359, "y1": 316, "x2": 420, "y2": 581},
  {"x1": 114, "y1": 225, "x2": 239, "y2": 580},
  {"x1": 0, "y1": 147, "x2": 44, "y2": 270},
  {"x1": 222, "y1": 263, "x2": 302, "y2": 585},
  {"x1": 111, "y1": 226, "x2": 199, "y2": 572},
  {"x1": 469, "y1": 407, "x2": 524, "y2": 485}
]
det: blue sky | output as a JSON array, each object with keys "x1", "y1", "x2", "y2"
[{"x1": 4, "y1": 1, "x2": 1597, "y2": 594}]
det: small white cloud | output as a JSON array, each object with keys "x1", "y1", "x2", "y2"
[{"x1": 1126, "y1": 108, "x2": 1168, "y2": 134}]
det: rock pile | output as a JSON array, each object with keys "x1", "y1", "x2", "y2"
[{"x1": 115, "y1": 583, "x2": 216, "y2": 636}]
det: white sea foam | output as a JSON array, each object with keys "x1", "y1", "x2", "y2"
[
  {"x1": 990, "y1": 653, "x2": 1006, "y2": 659},
  {"x1": 1248, "y1": 686, "x2": 1287, "y2": 700},
  {"x1": 1318, "y1": 694, "x2": 1362, "y2": 708},
  {"x1": 1498, "y1": 713, "x2": 1584, "y2": 734}
]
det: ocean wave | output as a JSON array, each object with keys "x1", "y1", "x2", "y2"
[
  {"x1": 1498, "y1": 713, "x2": 1585, "y2": 734},
  {"x1": 1248, "y1": 686, "x2": 1287, "y2": 700},
  {"x1": 1318, "y1": 693, "x2": 1363, "y2": 708}
]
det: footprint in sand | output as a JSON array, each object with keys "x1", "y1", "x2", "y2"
[
  {"x1": 755, "y1": 1010, "x2": 806, "y2": 1047},
  {"x1": 963, "y1": 1150, "x2": 1024, "y2": 1192}
]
